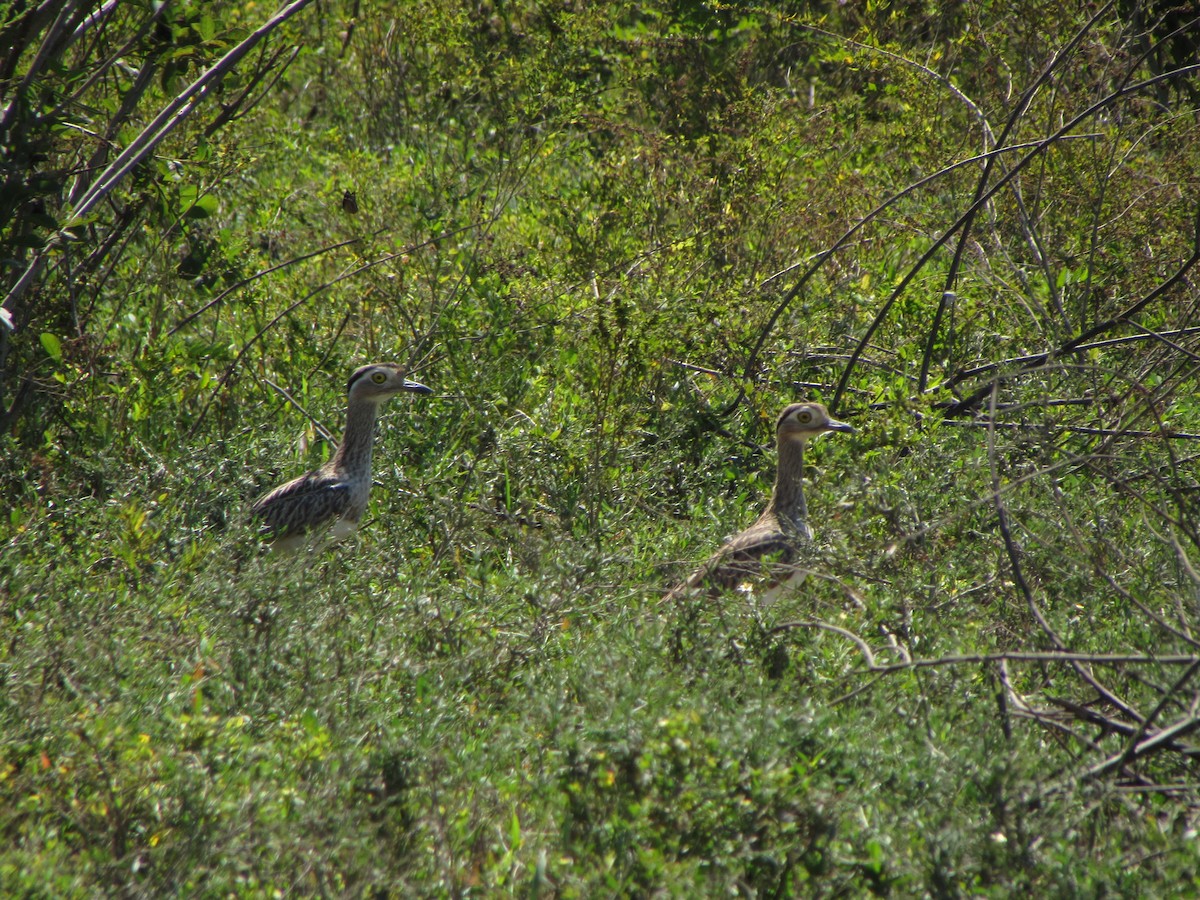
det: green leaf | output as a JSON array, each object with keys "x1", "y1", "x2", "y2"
[
  {"x1": 186, "y1": 194, "x2": 219, "y2": 218},
  {"x1": 62, "y1": 211, "x2": 100, "y2": 230},
  {"x1": 179, "y1": 184, "x2": 218, "y2": 218},
  {"x1": 39, "y1": 332, "x2": 62, "y2": 363}
]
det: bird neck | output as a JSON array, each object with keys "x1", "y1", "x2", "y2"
[
  {"x1": 332, "y1": 398, "x2": 380, "y2": 477},
  {"x1": 767, "y1": 436, "x2": 807, "y2": 529}
]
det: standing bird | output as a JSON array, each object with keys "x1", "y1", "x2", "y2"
[
  {"x1": 663, "y1": 402, "x2": 854, "y2": 605},
  {"x1": 251, "y1": 363, "x2": 432, "y2": 550}
]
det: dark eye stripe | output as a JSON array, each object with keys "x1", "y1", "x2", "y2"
[{"x1": 347, "y1": 366, "x2": 374, "y2": 392}]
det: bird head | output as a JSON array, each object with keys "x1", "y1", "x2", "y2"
[
  {"x1": 346, "y1": 363, "x2": 433, "y2": 402},
  {"x1": 775, "y1": 402, "x2": 854, "y2": 444}
]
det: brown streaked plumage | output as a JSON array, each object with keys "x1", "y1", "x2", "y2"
[
  {"x1": 251, "y1": 363, "x2": 432, "y2": 551},
  {"x1": 663, "y1": 402, "x2": 854, "y2": 604}
]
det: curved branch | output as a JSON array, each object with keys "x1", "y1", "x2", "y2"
[
  {"x1": 737, "y1": 140, "x2": 1057, "y2": 414},
  {"x1": 946, "y1": 199, "x2": 1200, "y2": 414},
  {"x1": 830, "y1": 63, "x2": 1200, "y2": 411}
]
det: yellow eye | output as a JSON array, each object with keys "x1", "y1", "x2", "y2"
[
  {"x1": 371, "y1": 371, "x2": 387, "y2": 384},
  {"x1": 797, "y1": 410, "x2": 812, "y2": 423}
]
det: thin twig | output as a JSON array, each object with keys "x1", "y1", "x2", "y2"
[
  {"x1": 946, "y1": 200, "x2": 1200, "y2": 415},
  {"x1": 262, "y1": 378, "x2": 334, "y2": 446}
]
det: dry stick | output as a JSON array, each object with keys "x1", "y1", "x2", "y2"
[
  {"x1": 995, "y1": 659, "x2": 1014, "y2": 741},
  {"x1": 943, "y1": 419, "x2": 1200, "y2": 441},
  {"x1": 931, "y1": 10, "x2": 1200, "y2": 393},
  {"x1": 2, "y1": 3, "x2": 89, "y2": 120},
  {"x1": 801, "y1": 623, "x2": 1200, "y2": 760},
  {"x1": 70, "y1": 0, "x2": 316, "y2": 220},
  {"x1": 973, "y1": 234, "x2": 1200, "y2": 411},
  {"x1": 1014, "y1": 704, "x2": 1104, "y2": 758},
  {"x1": 204, "y1": 44, "x2": 300, "y2": 138},
  {"x1": 1081, "y1": 447, "x2": 1193, "y2": 535},
  {"x1": 1045, "y1": 481, "x2": 1200, "y2": 750},
  {"x1": 997, "y1": 661, "x2": 1093, "y2": 751},
  {"x1": 1079, "y1": 11, "x2": 1200, "y2": 337},
  {"x1": 829, "y1": 64, "x2": 1200, "y2": 413},
  {"x1": 1127, "y1": 332, "x2": 1200, "y2": 503},
  {"x1": 934, "y1": 352, "x2": 1200, "y2": 440},
  {"x1": 1104, "y1": 660, "x2": 1200, "y2": 776},
  {"x1": 1040, "y1": 694, "x2": 1142, "y2": 742},
  {"x1": 1111, "y1": 336, "x2": 1200, "y2": 550},
  {"x1": 936, "y1": 355, "x2": 1200, "y2": 424},
  {"x1": 993, "y1": 380, "x2": 1164, "y2": 730},
  {"x1": 886, "y1": 447, "x2": 1085, "y2": 555},
  {"x1": 768, "y1": 619, "x2": 878, "y2": 667},
  {"x1": 1167, "y1": 531, "x2": 1200, "y2": 619},
  {"x1": 61, "y1": 4, "x2": 157, "y2": 116},
  {"x1": 765, "y1": 624, "x2": 1200, "y2": 673},
  {"x1": 62, "y1": 16, "x2": 166, "y2": 211},
  {"x1": 984, "y1": 385, "x2": 1157, "y2": 731},
  {"x1": 987, "y1": 383, "x2": 1065, "y2": 655},
  {"x1": 168, "y1": 237, "x2": 363, "y2": 336},
  {"x1": 310, "y1": 308, "x2": 355, "y2": 381},
  {"x1": 81, "y1": 204, "x2": 146, "y2": 334},
  {"x1": 1091, "y1": 527, "x2": 1200, "y2": 653},
  {"x1": 982, "y1": 382, "x2": 1161, "y2": 751},
  {"x1": 1080, "y1": 698, "x2": 1200, "y2": 784},
  {"x1": 69, "y1": 0, "x2": 118, "y2": 41},
  {"x1": 1032, "y1": 704, "x2": 1196, "y2": 798},
  {"x1": 1117, "y1": 712, "x2": 1200, "y2": 765},
  {"x1": 262, "y1": 377, "x2": 334, "y2": 447},
  {"x1": 748, "y1": 17, "x2": 1021, "y2": 402}
]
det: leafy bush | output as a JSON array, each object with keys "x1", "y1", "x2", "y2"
[{"x1": 4, "y1": 0, "x2": 1200, "y2": 895}]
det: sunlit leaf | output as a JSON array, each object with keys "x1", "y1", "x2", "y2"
[{"x1": 39, "y1": 332, "x2": 63, "y2": 363}]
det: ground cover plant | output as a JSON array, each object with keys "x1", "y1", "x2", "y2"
[{"x1": 3, "y1": 0, "x2": 1200, "y2": 895}]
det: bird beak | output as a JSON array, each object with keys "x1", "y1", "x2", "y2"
[
  {"x1": 403, "y1": 379, "x2": 433, "y2": 394},
  {"x1": 826, "y1": 417, "x2": 855, "y2": 434}
]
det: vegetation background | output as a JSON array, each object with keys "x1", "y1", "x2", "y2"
[{"x1": 3, "y1": 0, "x2": 1200, "y2": 895}]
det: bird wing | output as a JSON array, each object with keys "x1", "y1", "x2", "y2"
[
  {"x1": 250, "y1": 470, "x2": 353, "y2": 538},
  {"x1": 664, "y1": 520, "x2": 810, "y2": 602}
]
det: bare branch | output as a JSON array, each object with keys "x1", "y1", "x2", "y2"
[{"x1": 945, "y1": 200, "x2": 1200, "y2": 415}]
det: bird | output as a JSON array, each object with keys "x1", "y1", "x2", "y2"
[
  {"x1": 250, "y1": 363, "x2": 432, "y2": 550},
  {"x1": 663, "y1": 401, "x2": 854, "y2": 605}
]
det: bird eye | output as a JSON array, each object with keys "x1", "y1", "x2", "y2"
[
  {"x1": 371, "y1": 371, "x2": 387, "y2": 384},
  {"x1": 797, "y1": 410, "x2": 812, "y2": 423}
]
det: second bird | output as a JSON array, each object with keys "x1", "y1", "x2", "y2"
[
  {"x1": 251, "y1": 363, "x2": 432, "y2": 551},
  {"x1": 664, "y1": 402, "x2": 854, "y2": 605}
]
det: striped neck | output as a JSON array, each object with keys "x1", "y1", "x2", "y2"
[
  {"x1": 766, "y1": 436, "x2": 807, "y2": 530},
  {"x1": 332, "y1": 397, "x2": 380, "y2": 478}
]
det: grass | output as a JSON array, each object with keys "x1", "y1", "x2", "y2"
[{"x1": 4, "y1": 0, "x2": 1200, "y2": 895}]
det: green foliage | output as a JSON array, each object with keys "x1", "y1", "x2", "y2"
[{"x1": 4, "y1": 0, "x2": 1200, "y2": 894}]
